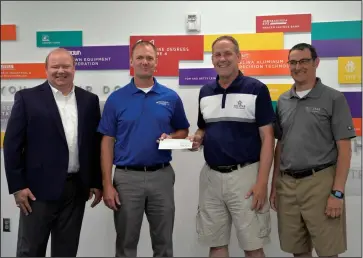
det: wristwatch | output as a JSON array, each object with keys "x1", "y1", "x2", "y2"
[{"x1": 331, "y1": 190, "x2": 344, "y2": 199}]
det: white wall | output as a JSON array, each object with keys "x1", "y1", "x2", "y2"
[{"x1": 1, "y1": 1, "x2": 362, "y2": 257}]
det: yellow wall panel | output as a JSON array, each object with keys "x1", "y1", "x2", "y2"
[
  {"x1": 0, "y1": 132, "x2": 4, "y2": 149},
  {"x1": 203, "y1": 32, "x2": 284, "y2": 52},
  {"x1": 267, "y1": 84, "x2": 292, "y2": 101},
  {"x1": 338, "y1": 56, "x2": 362, "y2": 84}
]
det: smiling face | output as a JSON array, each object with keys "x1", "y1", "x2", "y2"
[
  {"x1": 288, "y1": 48, "x2": 319, "y2": 84},
  {"x1": 211, "y1": 39, "x2": 241, "y2": 79},
  {"x1": 130, "y1": 44, "x2": 157, "y2": 79},
  {"x1": 46, "y1": 49, "x2": 75, "y2": 89}
]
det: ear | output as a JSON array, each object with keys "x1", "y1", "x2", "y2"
[
  {"x1": 236, "y1": 51, "x2": 242, "y2": 63},
  {"x1": 313, "y1": 57, "x2": 320, "y2": 68},
  {"x1": 129, "y1": 57, "x2": 133, "y2": 68}
]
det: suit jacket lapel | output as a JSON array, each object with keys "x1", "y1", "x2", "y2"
[
  {"x1": 39, "y1": 82, "x2": 67, "y2": 144},
  {"x1": 75, "y1": 87, "x2": 85, "y2": 149}
]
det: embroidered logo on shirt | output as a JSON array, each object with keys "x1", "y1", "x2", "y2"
[
  {"x1": 234, "y1": 100, "x2": 245, "y2": 109},
  {"x1": 305, "y1": 106, "x2": 322, "y2": 113},
  {"x1": 156, "y1": 101, "x2": 169, "y2": 106}
]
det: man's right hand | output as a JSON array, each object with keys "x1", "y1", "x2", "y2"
[
  {"x1": 186, "y1": 134, "x2": 203, "y2": 151},
  {"x1": 103, "y1": 184, "x2": 121, "y2": 211},
  {"x1": 269, "y1": 186, "x2": 277, "y2": 212},
  {"x1": 14, "y1": 188, "x2": 36, "y2": 216}
]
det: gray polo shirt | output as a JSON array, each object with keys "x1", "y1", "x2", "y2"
[{"x1": 274, "y1": 78, "x2": 356, "y2": 171}]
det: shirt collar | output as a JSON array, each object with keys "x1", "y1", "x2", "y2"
[
  {"x1": 213, "y1": 70, "x2": 244, "y2": 91},
  {"x1": 289, "y1": 77, "x2": 324, "y2": 99},
  {"x1": 48, "y1": 81, "x2": 75, "y2": 96},
  {"x1": 128, "y1": 77, "x2": 162, "y2": 94}
]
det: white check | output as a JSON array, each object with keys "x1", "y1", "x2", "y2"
[{"x1": 158, "y1": 139, "x2": 193, "y2": 150}]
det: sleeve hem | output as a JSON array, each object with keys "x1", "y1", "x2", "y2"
[{"x1": 334, "y1": 134, "x2": 356, "y2": 141}]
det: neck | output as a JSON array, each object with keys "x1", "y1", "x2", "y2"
[
  {"x1": 53, "y1": 84, "x2": 73, "y2": 96},
  {"x1": 295, "y1": 77, "x2": 317, "y2": 92},
  {"x1": 134, "y1": 76, "x2": 154, "y2": 88},
  {"x1": 218, "y1": 70, "x2": 239, "y2": 89}
]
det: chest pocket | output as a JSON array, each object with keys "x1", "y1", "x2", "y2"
[{"x1": 224, "y1": 93, "x2": 257, "y2": 122}]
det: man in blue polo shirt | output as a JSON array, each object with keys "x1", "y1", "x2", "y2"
[
  {"x1": 189, "y1": 36, "x2": 275, "y2": 257},
  {"x1": 98, "y1": 40, "x2": 189, "y2": 257}
]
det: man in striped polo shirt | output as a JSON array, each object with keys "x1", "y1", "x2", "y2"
[{"x1": 188, "y1": 36, "x2": 276, "y2": 257}]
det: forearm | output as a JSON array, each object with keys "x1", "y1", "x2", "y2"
[
  {"x1": 257, "y1": 135, "x2": 275, "y2": 185},
  {"x1": 101, "y1": 136, "x2": 115, "y2": 187},
  {"x1": 170, "y1": 128, "x2": 189, "y2": 139},
  {"x1": 271, "y1": 141, "x2": 281, "y2": 185},
  {"x1": 333, "y1": 144, "x2": 352, "y2": 193},
  {"x1": 195, "y1": 128, "x2": 205, "y2": 139}
]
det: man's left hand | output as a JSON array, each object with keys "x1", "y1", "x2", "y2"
[
  {"x1": 89, "y1": 188, "x2": 102, "y2": 208},
  {"x1": 157, "y1": 133, "x2": 172, "y2": 143},
  {"x1": 325, "y1": 195, "x2": 343, "y2": 218},
  {"x1": 245, "y1": 182, "x2": 267, "y2": 211}
]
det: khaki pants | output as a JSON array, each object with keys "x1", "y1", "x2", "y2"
[
  {"x1": 276, "y1": 165, "x2": 347, "y2": 256},
  {"x1": 196, "y1": 162, "x2": 271, "y2": 251}
]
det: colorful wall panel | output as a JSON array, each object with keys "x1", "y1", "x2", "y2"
[
  {"x1": 203, "y1": 33, "x2": 284, "y2": 52},
  {"x1": 344, "y1": 92, "x2": 362, "y2": 119},
  {"x1": 343, "y1": 92, "x2": 362, "y2": 136},
  {"x1": 36, "y1": 31, "x2": 83, "y2": 47},
  {"x1": 1, "y1": 25, "x2": 16, "y2": 40},
  {"x1": 1, "y1": 63, "x2": 46, "y2": 79},
  {"x1": 338, "y1": 57, "x2": 362, "y2": 84},
  {"x1": 65, "y1": 46, "x2": 130, "y2": 70},
  {"x1": 256, "y1": 14, "x2": 311, "y2": 33},
  {"x1": 311, "y1": 21, "x2": 362, "y2": 57},
  {"x1": 267, "y1": 84, "x2": 291, "y2": 112},
  {"x1": 239, "y1": 50, "x2": 290, "y2": 76},
  {"x1": 179, "y1": 68, "x2": 216, "y2": 85},
  {"x1": 0, "y1": 132, "x2": 4, "y2": 148},
  {"x1": 353, "y1": 118, "x2": 362, "y2": 136}
]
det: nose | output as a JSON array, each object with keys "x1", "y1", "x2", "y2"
[
  {"x1": 295, "y1": 62, "x2": 303, "y2": 69},
  {"x1": 141, "y1": 59, "x2": 148, "y2": 65},
  {"x1": 219, "y1": 55, "x2": 227, "y2": 62}
]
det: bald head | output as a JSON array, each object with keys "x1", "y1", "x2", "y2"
[{"x1": 45, "y1": 48, "x2": 75, "y2": 68}]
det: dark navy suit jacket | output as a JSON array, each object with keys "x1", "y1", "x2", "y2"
[{"x1": 3, "y1": 81, "x2": 102, "y2": 201}]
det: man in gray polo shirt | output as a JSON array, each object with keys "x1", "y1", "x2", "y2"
[{"x1": 270, "y1": 43, "x2": 355, "y2": 257}]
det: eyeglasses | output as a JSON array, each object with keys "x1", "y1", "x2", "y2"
[{"x1": 287, "y1": 58, "x2": 313, "y2": 66}]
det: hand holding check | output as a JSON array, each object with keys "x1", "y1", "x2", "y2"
[{"x1": 158, "y1": 138, "x2": 193, "y2": 149}]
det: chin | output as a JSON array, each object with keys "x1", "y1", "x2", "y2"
[
  {"x1": 219, "y1": 72, "x2": 232, "y2": 78},
  {"x1": 293, "y1": 78, "x2": 307, "y2": 84},
  {"x1": 137, "y1": 73, "x2": 153, "y2": 79}
]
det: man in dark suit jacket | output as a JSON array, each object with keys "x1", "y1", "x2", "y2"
[{"x1": 3, "y1": 48, "x2": 103, "y2": 257}]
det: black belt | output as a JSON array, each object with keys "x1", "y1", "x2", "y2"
[
  {"x1": 209, "y1": 162, "x2": 251, "y2": 173},
  {"x1": 116, "y1": 163, "x2": 170, "y2": 172},
  {"x1": 283, "y1": 163, "x2": 334, "y2": 179}
]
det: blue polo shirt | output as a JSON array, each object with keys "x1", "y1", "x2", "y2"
[
  {"x1": 198, "y1": 72, "x2": 275, "y2": 166},
  {"x1": 98, "y1": 78, "x2": 190, "y2": 166}
]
